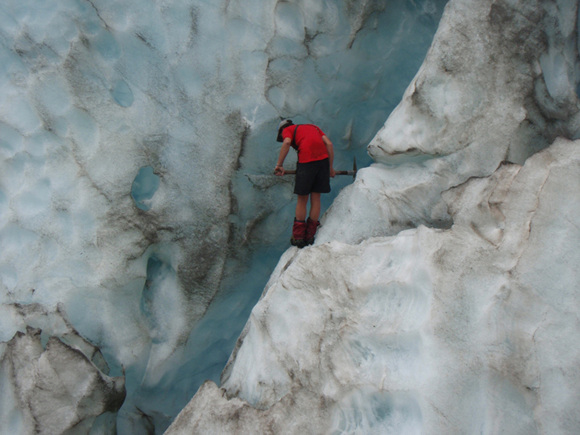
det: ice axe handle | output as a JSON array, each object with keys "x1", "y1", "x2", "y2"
[
  {"x1": 278, "y1": 169, "x2": 355, "y2": 176},
  {"x1": 276, "y1": 157, "x2": 357, "y2": 179}
]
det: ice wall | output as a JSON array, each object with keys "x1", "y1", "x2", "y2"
[
  {"x1": 167, "y1": 0, "x2": 580, "y2": 433},
  {"x1": 0, "y1": 0, "x2": 447, "y2": 432}
]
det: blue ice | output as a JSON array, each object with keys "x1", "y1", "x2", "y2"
[
  {"x1": 131, "y1": 166, "x2": 159, "y2": 211},
  {"x1": 111, "y1": 80, "x2": 134, "y2": 108}
]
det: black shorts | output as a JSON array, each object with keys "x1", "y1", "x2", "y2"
[{"x1": 294, "y1": 158, "x2": 331, "y2": 195}]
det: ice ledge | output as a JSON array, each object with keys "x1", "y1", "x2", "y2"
[{"x1": 368, "y1": 0, "x2": 580, "y2": 164}]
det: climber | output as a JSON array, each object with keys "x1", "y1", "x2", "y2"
[{"x1": 274, "y1": 119, "x2": 335, "y2": 248}]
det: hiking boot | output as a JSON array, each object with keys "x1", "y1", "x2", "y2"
[
  {"x1": 305, "y1": 218, "x2": 320, "y2": 246},
  {"x1": 290, "y1": 218, "x2": 307, "y2": 248}
]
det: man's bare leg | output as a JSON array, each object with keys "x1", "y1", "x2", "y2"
[
  {"x1": 295, "y1": 195, "x2": 309, "y2": 221},
  {"x1": 309, "y1": 192, "x2": 321, "y2": 221}
]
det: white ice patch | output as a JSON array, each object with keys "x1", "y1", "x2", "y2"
[
  {"x1": 274, "y1": 2, "x2": 305, "y2": 41},
  {"x1": 331, "y1": 389, "x2": 423, "y2": 435}
]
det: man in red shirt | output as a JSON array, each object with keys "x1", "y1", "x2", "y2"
[{"x1": 274, "y1": 119, "x2": 336, "y2": 248}]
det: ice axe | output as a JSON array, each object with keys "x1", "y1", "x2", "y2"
[{"x1": 276, "y1": 157, "x2": 358, "y2": 180}]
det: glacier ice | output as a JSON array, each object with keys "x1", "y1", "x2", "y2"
[
  {"x1": 131, "y1": 166, "x2": 160, "y2": 211},
  {"x1": 322, "y1": 0, "x2": 580, "y2": 245},
  {"x1": 167, "y1": 0, "x2": 580, "y2": 433},
  {"x1": 167, "y1": 138, "x2": 580, "y2": 435},
  {"x1": 0, "y1": 0, "x2": 447, "y2": 432},
  {"x1": 0, "y1": 304, "x2": 125, "y2": 434}
]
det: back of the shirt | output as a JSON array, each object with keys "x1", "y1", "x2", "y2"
[{"x1": 283, "y1": 124, "x2": 329, "y2": 163}]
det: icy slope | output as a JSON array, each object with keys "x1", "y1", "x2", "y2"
[
  {"x1": 167, "y1": 0, "x2": 580, "y2": 433},
  {"x1": 167, "y1": 138, "x2": 580, "y2": 435}
]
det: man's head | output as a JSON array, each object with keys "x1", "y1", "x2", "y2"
[{"x1": 277, "y1": 119, "x2": 293, "y2": 142}]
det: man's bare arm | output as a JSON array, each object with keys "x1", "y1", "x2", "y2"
[
  {"x1": 275, "y1": 137, "x2": 292, "y2": 175},
  {"x1": 322, "y1": 135, "x2": 336, "y2": 177}
]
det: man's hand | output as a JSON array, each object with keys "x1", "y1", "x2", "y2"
[
  {"x1": 330, "y1": 168, "x2": 336, "y2": 178},
  {"x1": 274, "y1": 165, "x2": 285, "y2": 176}
]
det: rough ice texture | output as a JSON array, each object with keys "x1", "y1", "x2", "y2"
[
  {"x1": 0, "y1": 0, "x2": 447, "y2": 431},
  {"x1": 0, "y1": 305, "x2": 125, "y2": 434},
  {"x1": 318, "y1": 0, "x2": 580, "y2": 246},
  {"x1": 167, "y1": 0, "x2": 580, "y2": 433},
  {"x1": 167, "y1": 138, "x2": 580, "y2": 435},
  {"x1": 369, "y1": 0, "x2": 580, "y2": 161},
  {"x1": 319, "y1": 0, "x2": 580, "y2": 243},
  {"x1": 318, "y1": 0, "x2": 580, "y2": 248}
]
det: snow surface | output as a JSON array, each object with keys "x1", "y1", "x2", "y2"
[
  {"x1": 0, "y1": 0, "x2": 447, "y2": 432},
  {"x1": 167, "y1": 0, "x2": 580, "y2": 433}
]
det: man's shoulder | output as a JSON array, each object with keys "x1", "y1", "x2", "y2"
[
  {"x1": 303, "y1": 124, "x2": 324, "y2": 136},
  {"x1": 282, "y1": 124, "x2": 297, "y2": 139}
]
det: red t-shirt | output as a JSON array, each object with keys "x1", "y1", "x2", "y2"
[{"x1": 282, "y1": 124, "x2": 329, "y2": 163}]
